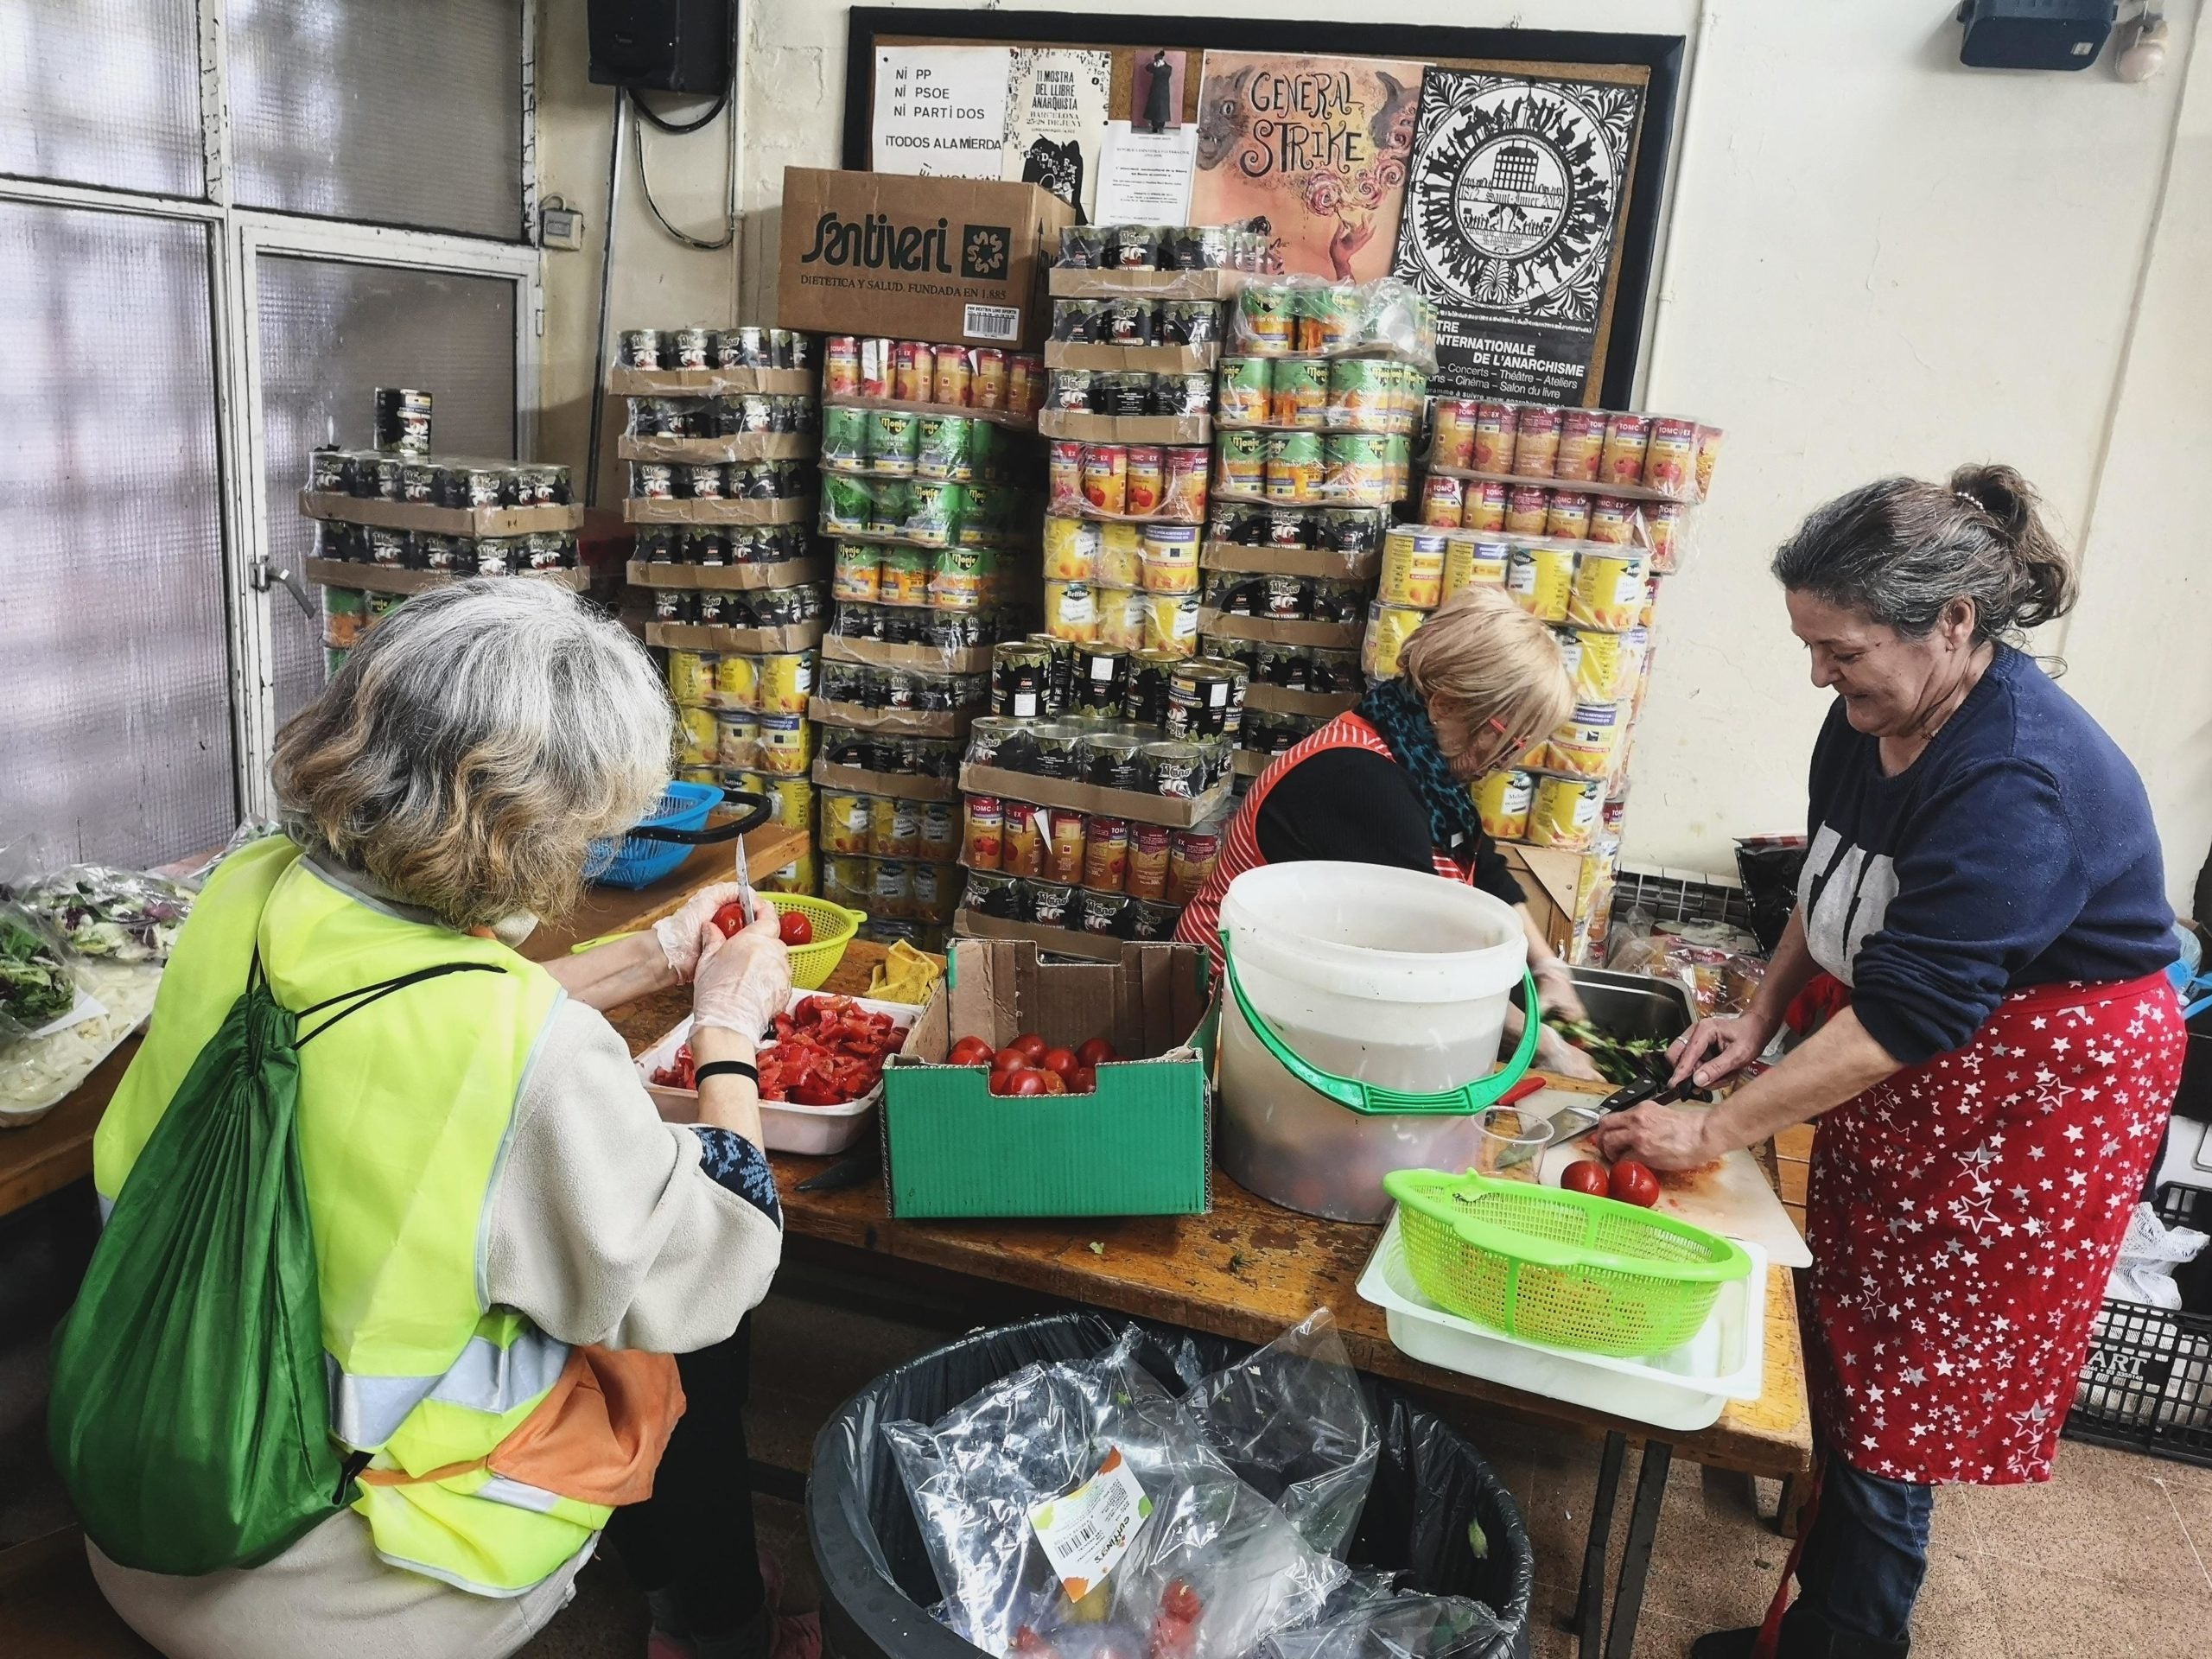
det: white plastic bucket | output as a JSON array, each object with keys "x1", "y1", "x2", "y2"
[{"x1": 1216, "y1": 861, "x2": 1529, "y2": 1222}]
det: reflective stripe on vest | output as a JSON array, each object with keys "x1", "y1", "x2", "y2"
[{"x1": 95, "y1": 838, "x2": 602, "y2": 1595}]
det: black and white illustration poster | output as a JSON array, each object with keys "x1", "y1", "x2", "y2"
[{"x1": 1389, "y1": 70, "x2": 1643, "y2": 403}]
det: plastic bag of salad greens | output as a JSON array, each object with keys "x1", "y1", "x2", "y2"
[
  {"x1": 0, "y1": 902, "x2": 83, "y2": 1041},
  {"x1": 13, "y1": 867, "x2": 194, "y2": 965}
]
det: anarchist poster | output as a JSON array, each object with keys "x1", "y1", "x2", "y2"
[
  {"x1": 1189, "y1": 53, "x2": 1425, "y2": 283},
  {"x1": 1390, "y1": 68, "x2": 1643, "y2": 402},
  {"x1": 1001, "y1": 48, "x2": 1113, "y2": 218}
]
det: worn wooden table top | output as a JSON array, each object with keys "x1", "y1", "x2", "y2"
[
  {"x1": 612, "y1": 937, "x2": 1815, "y2": 1478},
  {"x1": 0, "y1": 823, "x2": 809, "y2": 1220}
]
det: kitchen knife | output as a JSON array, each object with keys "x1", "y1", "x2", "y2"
[{"x1": 1494, "y1": 1068, "x2": 1708, "y2": 1172}]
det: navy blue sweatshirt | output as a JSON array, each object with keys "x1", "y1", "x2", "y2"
[{"x1": 1799, "y1": 645, "x2": 2172, "y2": 1065}]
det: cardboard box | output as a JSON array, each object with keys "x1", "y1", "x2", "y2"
[
  {"x1": 305, "y1": 559, "x2": 586, "y2": 598},
  {"x1": 1502, "y1": 844, "x2": 1584, "y2": 958},
  {"x1": 645, "y1": 620, "x2": 823, "y2": 655},
  {"x1": 621, "y1": 496, "x2": 814, "y2": 526},
  {"x1": 1044, "y1": 342, "x2": 1219, "y2": 375},
  {"x1": 822, "y1": 393, "x2": 1037, "y2": 433},
  {"x1": 617, "y1": 434, "x2": 816, "y2": 465},
  {"x1": 1046, "y1": 266, "x2": 1245, "y2": 302},
  {"x1": 301, "y1": 492, "x2": 582, "y2": 538},
  {"x1": 811, "y1": 759, "x2": 960, "y2": 804},
  {"x1": 609, "y1": 366, "x2": 812, "y2": 397},
  {"x1": 1193, "y1": 608, "x2": 1364, "y2": 651},
  {"x1": 777, "y1": 168, "x2": 1074, "y2": 350},
  {"x1": 1037, "y1": 410, "x2": 1211, "y2": 446},
  {"x1": 1199, "y1": 541, "x2": 1380, "y2": 582},
  {"x1": 807, "y1": 698, "x2": 971, "y2": 740},
  {"x1": 1241, "y1": 683, "x2": 1358, "y2": 720},
  {"x1": 950, "y1": 910, "x2": 1136, "y2": 963},
  {"x1": 958, "y1": 762, "x2": 1233, "y2": 830},
  {"x1": 883, "y1": 938, "x2": 1211, "y2": 1217},
  {"x1": 822, "y1": 635, "x2": 995, "y2": 675},
  {"x1": 626, "y1": 556, "x2": 825, "y2": 591}
]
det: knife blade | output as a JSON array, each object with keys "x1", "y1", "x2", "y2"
[{"x1": 1493, "y1": 1068, "x2": 1707, "y2": 1172}]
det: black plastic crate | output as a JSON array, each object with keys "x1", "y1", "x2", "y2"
[{"x1": 2065, "y1": 1184, "x2": 2212, "y2": 1468}]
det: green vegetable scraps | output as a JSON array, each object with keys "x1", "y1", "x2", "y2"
[
  {"x1": 1088, "y1": 1241, "x2": 1105, "y2": 1256},
  {"x1": 1545, "y1": 1017, "x2": 1669, "y2": 1087},
  {"x1": 0, "y1": 914, "x2": 75, "y2": 1029},
  {"x1": 1465, "y1": 1517, "x2": 1490, "y2": 1560}
]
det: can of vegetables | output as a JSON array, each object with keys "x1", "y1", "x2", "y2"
[{"x1": 1473, "y1": 768, "x2": 1535, "y2": 842}]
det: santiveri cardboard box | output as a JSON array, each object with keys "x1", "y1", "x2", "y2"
[{"x1": 777, "y1": 168, "x2": 1077, "y2": 351}]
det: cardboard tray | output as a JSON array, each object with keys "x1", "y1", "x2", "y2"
[
  {"x1": 301, "y1": 492, "x2": 583, "y2": 537},
  {"x1": 623, "y1": 496, "x2": 815, "y2": 526},
  {"x1": 1192, "y1": 608, "x2": 1364, "y2": 650},
  {"x1": 1241, "y1": 683, "x2": 1359, "y2": 720},
  {"x1": 811, "y1": 760, "x2": 960, "y2": 804},
  {"x1": 808, "y1": 699, "x2": 974, "y2": 739},
  {"x1": 822, "y1": 635, "x2": 995, "y2": 675},
  {"x1": 610, "y1": 366, "x2": 814, "y2": 397},
  {"x1": 618, "y1": 433, "x2": 817, "y2": 464},
  {"x1": 1199, "y1": 542, "x2": 1380, "y2": 582},
  {"x1": 819, "y1": 393, "x2": 1039, "y2": 433},
  {"x1": 957, "y1": 763, "x2": 1232, "y2": 830},
  {"x1": 1231, "y1": 749, "x2": 1269, "y2": 780},
  {"x1": 1037, "y1": 410, "x2": 1211, "y2": 446},
  {"x1": 646, "y1": 620, "x2": 823, "y2": 654},
  {"x1": 1044, "y1": 342, "x2": 1220, "y2": 374},
  {"x1": 882, "y1": 937, "x2": 1211, "y2": 1217},
  {"x1": 1047, "y1": 267, "x2": 1244, "y2": 302},
  {"x1": 950, "y1": 911, "x2": 1140, "y2": 963},
  {"x1": 305, "y1": 559, "x2": 587, "y2": 596},
  {"x1": 625, "y1": 557, "x2": 826, "y2": 591},
  {"x1": 1427, "y1": 461, "x2": 1702, "y2": 508}
]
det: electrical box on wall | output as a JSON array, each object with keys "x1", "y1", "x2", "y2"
[
  {"x1": 588, "y1": 0, "x2": 733, "y2": 93},
  {"x1": 1956, "y1": 0, "x2": 2116, "y2": 69}
]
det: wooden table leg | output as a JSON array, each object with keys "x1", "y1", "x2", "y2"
[
  {"x1": 1605, "y1": 1441, "x2": 1672, "y2": 1659},
  {"x1": 1575, "y1": 1431, "x2": 1628, "y2": 1658},
  {"x1": 1777, "y1": 1472, "x2": 1810, "y2": 1539}
]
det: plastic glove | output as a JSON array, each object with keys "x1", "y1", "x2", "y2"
[
  {"x1": 1531, "y1": 957, "x2": 1588, "y2": 1023},
  {"x1": 652, "y1": 882, "x2": 753, "y2": 982},
  {"x1": 1532, "y1": 1021, "x2": 1604, "y2": 1082},
  {"x1": 690, "y1": 900, "x2": 791, "y2": 1041}
]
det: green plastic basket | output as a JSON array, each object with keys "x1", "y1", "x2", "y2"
[{"x1": 1382, "y1": 1168, "x2": 1751, "y2": 1358}]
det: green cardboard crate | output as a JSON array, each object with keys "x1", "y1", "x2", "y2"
[{"x1": 881, "y1": 938, "x2": 1211, "y2": 1218}]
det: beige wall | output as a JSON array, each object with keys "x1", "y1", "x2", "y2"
[{"x1": 534, "y1": 0, "x2": 2212, "y2": 907}]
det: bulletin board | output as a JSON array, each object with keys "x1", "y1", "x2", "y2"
[{"x1": 842, "y1": 10, "x2": 1685, "y2": 408}]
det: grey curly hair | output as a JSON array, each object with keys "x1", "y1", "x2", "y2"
[{"x1": 271, "y1": 578, "x2": 672, "y2": 929}]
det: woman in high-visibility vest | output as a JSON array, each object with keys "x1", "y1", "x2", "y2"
[{"x1": 87, "y1": 580, "x2": 804, "y2": 1659}]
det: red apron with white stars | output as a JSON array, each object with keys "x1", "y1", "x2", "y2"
[{"x1": 1802, "y1": 970, "x2": 2183, "y2": 1485}]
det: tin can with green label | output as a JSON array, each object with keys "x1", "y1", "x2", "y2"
[
  {"x1": 868, "y1": 477, "x2": 912, "y2": 536},
  {"x1": 1313, "y1": 285, "x2": 1367, "y2": 353},
  {"x1": 1218, "y1": 356, "x2": 1272, "y2": 425},
  {"x1": 866, "y1": 409, "x2": 918, "y2": 475},
  {"x1": 1325, "y1": 432, "x2": 1393, "y2": 505},
  {"x1": 821, "y1": 472, "x2": 873, "y2": 533},
  {"x1": 1216, "y1": 429, "x2": 1267, "y2": 495},
  {"x1": 1238, "y1": 283, "x2": 1296, "y2": 353},
  {"x1": 914, "y1": 414, "x2": 974, "y2": 481},
  {"x1": 820, "y1": 404, "x2": 869, "y2": 466},
  {"x1": 904, "y1": 480, "x2": 965, "y2": 547},
  {"x1": 1272, "y1": 359, "x2": 1330, "y2": 429},
  {"x1": 1264, "y1": 430, "x2": 1324, "y2": 501}
]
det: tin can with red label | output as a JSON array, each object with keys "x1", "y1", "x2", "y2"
[
  {"x1": 1511, "y1": 405, "x2": 1563, "y2": 478},
  {"x1": 892, "y1": 340, "x2": 929, "y2": 403},
  {"x1": 1506, "y1": 484, "x2": 1552, "y2": 534},
  {"x1": 824, "y1": 336, "x2": 861, "y2": 397},
  {"x1": 1431, "y1": 399, "x2": 1480, "y2": 470},
  {"x1": 1162, "y1": 446, "x2": 1210, "y2": 519},
  {"x1": 1048, "y1": 440, "x2": 1086, "y2": 508},
  {"x1": 858, "y1": 337, "x2": 893, "y2": 399},
  {"x1": 1082, "y1": 444, "x2": 1129, "y2": 515},
  {"x1": 1471, "y1": 402, "x2": 1516, "y2": 474},
  {"x1": 1643, "y1": 417, "x2": 1699, "y2": 497},
  {"x1": 1465, "y1": 480, "x2": 1510, "y2": 533},
  {"x1": 1600, "y1": 413, "x2": 1650, "y2": 486},
  {"x1": 1694, "y1": 424, "x2": 1725, "y2": 500},
  {"x1": 1166, "y1": 826, "x2": 1222, "y2": 905},
  {"x1": 1421, "y1": 473, "x2": 1466, "y2": 528},
  {"x1": 1546, "y1": 491, "x2": 1592, "y2": 540},
  {"x1": 1125, "y1": 445, "x2": 1166, "y2": 516},
  {"x1": 1556, "y1": 410, "x2": 1606, "y2": 483},
  {"x1": 932, "y1": 345, "x2": 973, "y2": 409},
  {"x1": 971, "y1": 347, "x2": 1007, "y2": 410},
  {"x1": 1008, "y1": 354, "x2": 1045, "y2": 422},
  {"x1": 1587, "y1": 494, "x2": 1637, "y2": 545}
]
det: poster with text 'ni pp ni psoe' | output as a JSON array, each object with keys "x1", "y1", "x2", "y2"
[
  {"x1": 1390, "y1": 68, "x2": 1643, "y2": 404},
  {"x1": 1189, "y1": 53, "x2": 1425, "y2": 284}
]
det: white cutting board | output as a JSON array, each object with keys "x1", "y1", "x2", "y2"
[{"x1": 1523, "y1": 1087, "x2": 1813, "y2": 1269}]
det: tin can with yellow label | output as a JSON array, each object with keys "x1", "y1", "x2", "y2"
[
  {"x1": 677, "y1": 705, "x2": 719, "y2": 768},
  {"x1": 715, "y1": 709, "x2": 760, "y2": 769},
  {"x1": 1098, "y1": 585, "x2": 1148, "y2": 652},
  {"x1": 1096, "y1": 521, "x2": 1144, "y2": 588},
  {"x1": 1142, "y1": 594, "x2": 1200, "y2": 658},
  {"x1": 1472, "y1": 768, "x2": 1535, "y2": 842},
  {"x1": 1361, "y1": 601, "x2": 1427, "y2": 680},
  {"x1": 756, "y1": 651, "x2": 814, "y2": 714},
  {"x1": 1140, "y1": 524, "x2": 1200, "y2": 594},
  {"x1": 821, "y1": 789, "x2": 873, "y2": 855},
  {"x1": 667, "y1": 650, "x2": 715, "y2": 709},
  {"x1": 1526, "y1": 773, "x2": 1603, "y2": 850},
  {"x1": 1567, "y1": 626, "x2": 1628, "y2": 702},
  {"x1": 755, "y1": 713, "x2": 812, "y2": 775},
  {"x1": 1505, "y1": 542, "x2": 1573, "y2": 623},
  {"x1": 1379, "y1": 526, "x2": 1447, "y2": 608},
  {"x1": 1569, "y1": 550, "x2": 1648, "y2": 631},
  {"x1": 1043, "y1": 513, "x2": 1101, "y2": 582},
  {"x1": 1045, "y1": 580, "x2": 1102, "y2": 644},
  {"x1": 870, "y1": 794, "x2": 923, "y2": 860},
  {"x1": 1442, "y1": 535, "x2": 1510, "y2": 599},
  {"x1": 746, "y1": 770, "x2": 813, "y2": 830},
  {"x1": 1541, "y1": 701, "x2": 1625, "y2": 780},
  {"x1": 713, "y1": 652, "x2": 760, "y2": 710}
]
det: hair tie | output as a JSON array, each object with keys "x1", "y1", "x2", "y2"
[{"x1": 1955, "y1": 489, "x2": 1986, "y2": 512}]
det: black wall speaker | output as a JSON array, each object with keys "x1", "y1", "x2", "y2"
[
  {"x1": 588, "y1": 0, "x2": 734, "y2": 94},
  {"x1": 1956, "y1": 0, "x2": 2116, "y2": 71}
]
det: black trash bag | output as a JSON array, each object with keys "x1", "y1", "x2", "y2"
[
  {"x1": 1733, "y1": 836, "x2": 1808, "y2": 956},
  {"x1": 808, "y1": 1313, "x2": 1535, "y2": 1659}
]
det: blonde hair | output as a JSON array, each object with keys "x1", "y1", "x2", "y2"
[
  {"x1": 271, "y1": 579, "x2": 673, "y2": 931},
  {"x1": 1400, "y1": 586, "x2": 1574, "y2": 758}
]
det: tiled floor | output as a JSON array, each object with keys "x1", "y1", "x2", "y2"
[{"x1": 8, "y1": 1286, "x2": 2209, "y2": 1659}]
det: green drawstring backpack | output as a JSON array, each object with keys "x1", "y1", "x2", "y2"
[{"x1": 48, "y1": 954, "x2": 497, "y2": 1574}]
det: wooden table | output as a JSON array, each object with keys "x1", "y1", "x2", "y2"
[{"x1": 0, "y1": 823, "x2": 808, "y2": 1221}]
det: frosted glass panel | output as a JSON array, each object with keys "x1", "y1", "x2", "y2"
[
  {"x1": 0, "y1": 0, "x2": 204, "y2": 196},
  {"x1": 231, "y1": 0, "x2": 524, "y2": 238},
  {"x1": 255, "y1": 257, "x2": 517, "y2": 721},
  {"x1": 0, "y1": 203, "x2": 232, "y2": 868}
]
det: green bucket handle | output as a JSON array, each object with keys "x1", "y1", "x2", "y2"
[{"x1": 1218, "y1": 928, "x2": 1542, "y2": 1117}]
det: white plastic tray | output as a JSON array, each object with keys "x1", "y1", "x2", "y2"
[
  {"x1": 635, "y1": 991, "x2": 915, "y2": 1157},
  {"x1": 1356, "y1": 1211, "x2": 1769, "y2": 1433}
]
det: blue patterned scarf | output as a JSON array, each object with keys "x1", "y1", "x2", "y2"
[{"x1": 1357, "y1": 677, "x2": 1482, "y2": 861}]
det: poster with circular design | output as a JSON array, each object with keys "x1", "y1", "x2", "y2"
[{"x1": 1390, "y1": 70, "x2": 1645, "y2": 403}]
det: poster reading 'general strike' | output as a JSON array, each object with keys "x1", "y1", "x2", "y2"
[{"x1": 1390, "y1": 69, "x2": 1643, "y2": 402}]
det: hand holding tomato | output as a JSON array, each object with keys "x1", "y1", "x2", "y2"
[{"x1": 652, "y1": 882, "x2": 761, "y2": 981}]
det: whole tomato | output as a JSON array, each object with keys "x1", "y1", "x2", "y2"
[
  {"x1": 1560, "y1": 1160, "x2": 1610, "y2": 1197},
  {"x1": 1011, "y1": 1032, "x2": 1050, "y2": 1065},
  {"x1": 1076, "y1": 1037, "x2": 1118, "y2": 1068},
  {"x1": 1005, "y1": 1068, "x2": 1047, "y2": 1097},
  {"x1": 992, "y1": 1046, "x2": 1029, "y2": 1074},
  {"x1": 1070, "y1": 1065, "x2": 1097, "y2": 1095},
  {"x1": 779, "y1": 910, "x2": 816, "y2": 947},
  {"x1": 710, "y1": 901, "x2": 749, "y2": 938},
  {"x1": 1040, "y1": 1046, "x2": 1080, "y2": 1082},
  {"x1": 1609, "y1": 1159, "x2": 1661, "y2": 1208},
  {"x1": 947, "y1": 1036, "x2": 995, "y2": 1067}
]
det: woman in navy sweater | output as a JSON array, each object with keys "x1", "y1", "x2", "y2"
[{"x1": 1597, "y1": 465, "x2": 2183, "y2": 1659}]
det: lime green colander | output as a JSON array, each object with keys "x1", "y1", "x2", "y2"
[{"x1": 1382, "y1": 1168, "x2": 1751, "y2": 1358}]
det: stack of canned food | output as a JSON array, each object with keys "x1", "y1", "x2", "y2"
[
  {"x1": 1198, "y1": 634, "x2": 1363, "y2": 697},
  {"x1": 309, "y1": 448, "x2": 573, "y2": 509},
  {"x1": 630, "y1": 457, "x2": 812, "y2": 504},
  {"x1": 821, "y1": 474, "x2": 1029, "y2": 550},
  {"x1": 1213, "y1": 427, "x2": 1413, "y2": 507},
  {"x1": 626, "y1": 393, "x2": 816, "y2": 440},
  {"x1": 986, "y1": 637, "x2": 1245, "y2": 736},
  {"x1": 638, "y1": 522, "x2": 815, "y2": 569},
  {"x1": 817, "y1": 727, "x2": 965, "y2": 783},
  {"x1": 1215, "y1": 355, "x2": 1426, "y2": 433},
  {"x1": 1046, "y1": 441, "x2": 1211, "y2": 521},
  {"x1": 1050, "y1": 296, "x2": 1223, "y2": 348},
  {"x1": 319, "y1": 588, "x2": 410, "y2": 677},
  {"x1": 316, "y1": 519, "x2": 578, "y2": 575},
  {"x1": 1199, "y1": 570, "x2": 1369, "y2": 628},
  {"x1": 967, "y1": 716, "x2": 1234, "y2": 802},
  {"x1": 819, "y1": 406, "x2": 1014, "y2": 479},
  {"x1": 824, "y1": 537, "x2": 1018, "y2": 608},
  {"x1": 818, "y1": 789, "x2": 963, "y2": 943},
  {"x1": 670, "y1": 646, "x2": 819, "y2": 784},
  {"x1": 822, "y1": 336, "x2": 1046, "y2": 423},
  {"x1": 958, "y1": 804, "x2": 1224, "y2": 944},
  {"x1": 620, "y1": 325, "x2": 812, "y2": 372},
  {"x1": 1229, "y1": 276, "x2": 1439, "y2": 364},
  {"x1": 652, "y1": 582, "x2": 824, "y2": 629},
  {"x1": 815, "y1": 661, "x2": 989, "y2": 717},
  {"x1": 825, "y1": 596, "x2": 1025, "y2": 652},
  {"x1": 1053, "y1": 222, "x2": 1266, "y2": 272},
  {"x1": 1046, "y1": 365, "x2": 1214, "y2": 418},
  {"x1": 1207, "y1": 499, "x2": 1388, "y2": 556}
]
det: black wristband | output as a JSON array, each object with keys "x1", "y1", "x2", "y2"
[{"x1": 693, "y1": 1059, "x2": 759, "y2": 1088}]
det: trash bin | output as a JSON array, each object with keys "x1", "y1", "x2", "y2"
[{"x1": 808, "y1": 1313, "x2": 1535, "y2": 1659}]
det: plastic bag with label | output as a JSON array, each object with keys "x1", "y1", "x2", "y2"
[{"x1": 882, "y1": 1325, "x2": 1348, "y2": 1659}]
